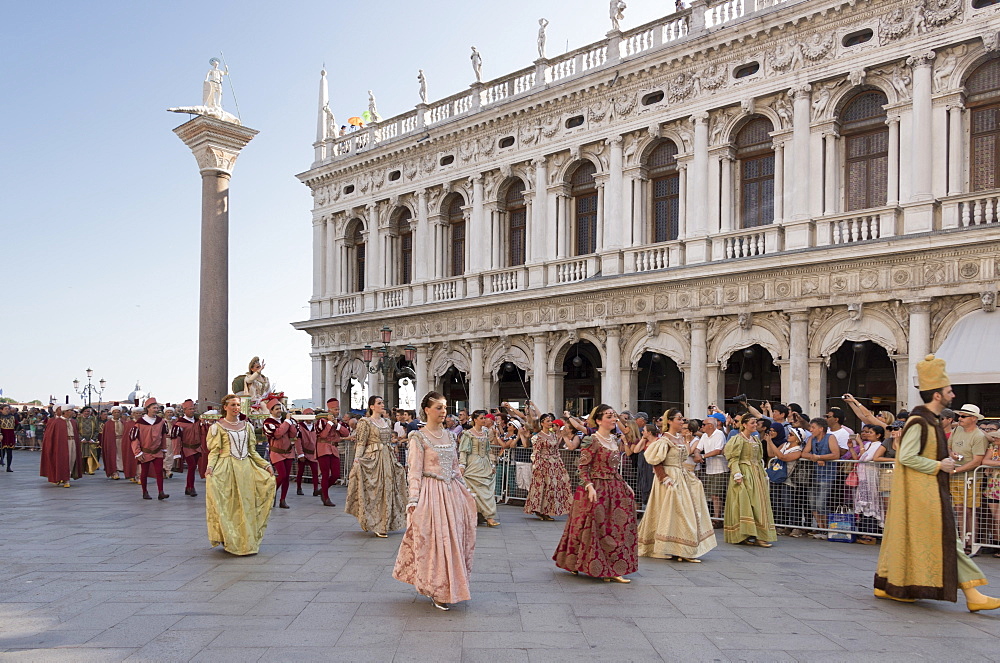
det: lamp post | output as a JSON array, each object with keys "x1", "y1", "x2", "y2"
[
  {"x1": 73, "y1": 368, "x2": 106, "y2": 410},
  {"x1": 361, "y1": 326, "x2": 416, "y2": 400}
]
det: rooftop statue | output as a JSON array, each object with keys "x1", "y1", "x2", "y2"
[
  {"x1": 471, "y1": 46, "x2": 483, "y2": 83},
  {"x1": 537, "y1": 18, "x2": 549, "y2": 59},
  {"x1": 610, "y1": 0, "x2": 627, "y2": 32},
  {"x1": 418, "y1": 70, "x2": 428, "y2": 104},
  {"x1": 167, "y1": 57, "x2": 241, "y2": 125}
]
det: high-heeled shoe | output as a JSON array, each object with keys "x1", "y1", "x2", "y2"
[
  {"x1": 375, "y1": 532, "x2": 388, "y2": 538},
  {"x1": 873, "y1": 588, "x2": 915, "y2": 603},
  {"x1": 485, "y1": 519, "x2": 500, "y2": 527},
  {"x1": 430, "y1": 597, "x2": 450, "y2": 611},
  {"x1": 603, "y1": 576, "x2": 631, "y2": 583},
  {"x1": 674, "y1": 556, "x2": 702, "y2": 563}
]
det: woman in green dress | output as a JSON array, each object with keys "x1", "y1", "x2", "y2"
[
  {"x1": 459, "y1": 410, "x2": 500, "y2": 527},
  {"x1": 722, "y1": 413, "x2": 776, "y2": 547}
]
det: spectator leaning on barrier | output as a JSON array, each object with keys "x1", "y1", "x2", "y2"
[
  {"x1": 801, "y1": 417, "x2": 840, "y2": 536},
  {"x1": 950, "y1": 404, "x2": 989, "y2": 553},
  {"x1": 695, "y1": 413, "x2": 728, "y2": 526},
  {"x1": 940, "y1": 409, "x2": 957, "y2": 440},
  {"x1": 982, "y1": 430, "x2": 1000, "y2": 558},
  {"x1": 825, "y1": 407, "x2": 852, "y2": 455}
]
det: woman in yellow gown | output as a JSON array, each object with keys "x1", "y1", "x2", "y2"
[
  {"x1": 205, "y1": 394, "x2": 276, "y2": 555},
  {"x1": 637, "y1": 409, "x2": 717, "y2": 562}
]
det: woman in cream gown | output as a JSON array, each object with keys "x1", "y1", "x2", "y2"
[
  {"x1": 394, "y1": 391, "x2": 477, "y2": 611},
  {"x1": 345, "y1": 395, "x2": 408, "y2": 537},
  {"x1": 205, "y1": 394, "x2": 276, "y2": 556},
  {"x1": 637, "y1": 409, "x2": 717, "y2": 562}
]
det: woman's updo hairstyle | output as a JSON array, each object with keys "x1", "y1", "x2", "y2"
[
  {"x1": 419, "y1": 391, "x2": 446, "y2": 420},
  {"x1": 365, "y1": 395, "x2": 383, "y2": 417}
]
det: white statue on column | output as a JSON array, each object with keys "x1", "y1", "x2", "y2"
[
  {"x1": 537, "y1": 18, "x2": 549, "y2": 59},
  {"x1": 471, "y1": 47, "x2": 483, "y2": 83},
  {"x1": 368, "y1": 90, "x2": 382, "y2": 123},
  {"x1": 418, "y1": 70, "x2": 428, "y2": 104},
  {"x1": 610, "y1": 0, "x2": 626, "y2": 32},
  {"x1": 323, "y1": 103, "x2": 336, "y2": 139},
  {"x1": 167, "y1": 57, "x2": 241, "y2": 125}
]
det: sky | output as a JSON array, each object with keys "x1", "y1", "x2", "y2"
[{"x1": 2, "y1": 0, "x2": 677, "y2": 406}]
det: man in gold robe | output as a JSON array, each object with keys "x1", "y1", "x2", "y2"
[{"x1": 874, "y1": 354, "x2": 1000, "y2": 612}]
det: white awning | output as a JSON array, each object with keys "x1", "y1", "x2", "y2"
[{"x1": 933, "y1": 310, "x2": 1000, "y2": 385}]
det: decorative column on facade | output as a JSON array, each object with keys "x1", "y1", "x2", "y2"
[
  {"x1": 947, "y1": 104, "x2": 965, "y2": 197},
  {"x1": 594, "y1": 176, "x2": 606, "y2": 254},
  {"x1": 677, "y1": 163, "x2": 688, "y2": 240},
  {"x1": 788, "y1": 310, "x2": 810, "y2": 408},
  {"x1": 414, "y1": 189, "x2": 430, "y2": 281},
  {"x1": 530, "y1": 157, "x2": 549, "y2": 285},
  {"x1": 414, "y1": 344, "x2": 430, "y2": 397},
  {"x1": 324, "y1": 354, "x2": 339, "y2": 406},
  {"x1": 906, "y1": 299, "x2": 932, "y2": 409},
  {"x1": 311, "y1": 353, "x2": 324, "y2": 406},
  {"x1": 790, "y1": 84, "x2": 811, "y2": 220},
  {"x1": 531, "y1": 334, "x2": 549, "y2": 413},
  {"x1": 365, "y1": 203, "x2": 381, "y2": 290},
  {"x1": 719, "y1": 151, "x2": 734, "y2": 233},
  {"x1": 312, "y1": 218, "x2": 326, "y2": 317},
  {"x1": 886, "y1": 116, "x2": 901, "y2": 206},
  {"x1": 469, "y1": 175, "x2": 485, "y2": 295},
  {"x1": 772, "y1": 140, "x2": 785, "y2": 223},
  {"x1": 602, "y1": 136, "x2": 625, "y2": 275},
  {"x1": 603, "y1": 326, "x2": 623, "y2": 410},
  {"x1": 822, "y1": 131, "x2": 840, "y2": 216},
  {"x1": 324, "y1": 217, "x2": 337, "y2": 312},
  {"x1": 687, "y1": 112, "x2": 710, "y2": 263},
  {"x1": 469, "y1": 341, "x2": 485, "y2": 408},
  {"x1": 688, "y1": 318, "x2": 708, "y2": 417},
  {"x1": 905, "y1": 52, "x2": 936, "y2": 233}
]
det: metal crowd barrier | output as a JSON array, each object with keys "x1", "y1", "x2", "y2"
[{"x1": 958, "y1": 465, "x2": 1000, "y2": 557}]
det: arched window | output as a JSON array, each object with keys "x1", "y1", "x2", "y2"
[
  {"x1": 504, "y1": 180, "x2": 527, "y2": 266},
  {"x1": 570, "y1": 162, "x2": 598, "y2": 255},
  {"x1": 447, "y1": 196, "x2": 466, "y2": 277},
  {"x1": 967, "y1": 58, "x2": 1000, "y2": 192},
  {"x1": 736, "y1": 117, "x2": 775, "y2": 228},
  {"x1": 394, "y1": 208, "x2": 413, "y2": 285},
  {"x1": 648, "y1": 141, "x2": 679, "y2": 242},
  {"x1": 346, "y1": 220, "x2": 365, "y2": 293},
  {"x1": 841, "y1": 90, "x2": 889, "y2": 211}
]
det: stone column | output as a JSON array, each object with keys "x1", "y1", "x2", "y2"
[
  {"x1": 909, "y1": 52, "x2": 935, "y2": 202},
  {"x1": 469, "y1": 341, "x2": 485, "y2": 409},
  {"x1": 414, "y1": 189, "x2": 430, "y2": 282},
  {"x1": 325, "y1": 217, "x2": 337, "y2": 301},
  {"x1": 772, "y1": 140, "x2": 785, "y2": 223},
  {"x1": 469, "y1": 176, "x2": 485, "y2": 295},
  {"x1": 311, "y1": 353, "x2": 324, "y2": 406},
  {"x1": 324, "y1": 354, "x2": 338, "y2": 405},
  {"x1": 532, "y1": 334, "x2": 549, "y2": 413},
  {"x1": 823, "y1": 132, "x2": 839, "y2": 216},
  {"x1": 530, "y1": 157, "x2": 548, "y2": 263},
  {"x1": 603, "y1": 326, "x2": 623, "y2": 410},
  {"x1": 687, "y1": 112, "x2": 710, "y2": 263},
  {"x1": 414, "y1": 344, "x2": 430, "y2": 396},
  {"x1": 173, "y1": 116, "x2": 258, "y2": 412},
  {"x1": 947, "y1": 105, "x2": 964, "y2": 196},
  {"x1": 906, "y1": 300, "x2": 932, "y2": 409},
  {"x1": 886, "y1": 116, "x2": 901, "y2": 206},
  {"x1": 688, "y1": 318, "x2": 708, "y2": 418},
  {"x1": 788, "y1": 310, "x2": 810, "y2": 408},
  {"x1": 311, "y1": 218, "x2": 325, "y2": 316},
  {"x1": 790, "y1": 85, "x2": 811, "y2": 220},
  {"x1": 720, "y1": 153, "x2": 733, "y2": 232},
  {"x1": 604, "y1": 137, "x2": 624, "y2": 251},
  {"x1": 677, "y1": 163, "x2": 688, "y2": 239}
]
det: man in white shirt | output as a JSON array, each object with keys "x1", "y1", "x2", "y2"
[
  {"x1": 695, "y1": 413, "x2": 728, "y2": 527},
  {"x1": 825, "y1": 407, "x2": 853, "y2": 453}
]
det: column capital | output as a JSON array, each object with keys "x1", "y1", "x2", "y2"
[
  {"x1": 885, "y1": 115, "x2": 901, "y2": 126},
  {"x1": 532, "y1": 156, "x2": 547, "y2": 168},
  {"x1": 787, "y1": 309, "x2": 811, "y2": 323},
  {"x1": 686, "y1": 317, "x2": 708, "y2": 330},
  {"x1": 469, "y1": 339, "x2": 485, "y2": 349},
  {"x1": 789, "y1": 84, "x2": 812, "y2": 100},
  {"x1": 604, "y1": 324, "x2": 622, "y2": 337},
  {"x1": 606, "y1": 135, "x2": 624, "y2": 147},
  {"x1": 904, "y1": 298, "x2": 933, "y2": 313},
  {"x1": 173, "y1": 115, "x2": 258, "y2": 176},
  {"x1": 907, "y1": 50, "x2": 936, "y2": 69},
  {"x1": 690, "y1": 111, "x2": 709, "y2": 125}
]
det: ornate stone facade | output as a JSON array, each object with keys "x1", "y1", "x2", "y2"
[{"x1": 295, "y1": 0, "x2": 1000, "y2": 415}]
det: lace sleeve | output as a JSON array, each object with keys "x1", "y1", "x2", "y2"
[{"x1": 405, "y1": 431, "x2": 424, "y2": 505}]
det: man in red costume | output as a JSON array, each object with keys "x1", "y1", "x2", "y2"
[
  {"x1": 171, "y1": 399, "x2": 207, "y2": 497},
  {"x1": 122, "y1": 409, "x2": 141, "y2": 483},
  {"x1": 130, "y1": 397, "x2": 170, "y2": 500},
  {"x1": 263, "y1": 396, "x2": 298, "y2": 509},
  {"x1": 100, "y1": 406, "x2": 135, "y2": 480},
  {"x1": 315, "y1": 398, "x2": 350, "y2": 507},
  {"x1": 40, "y1": 404, "x2": 83, "y2": 486},
  {"x1": 295, "y1": 408, "x2": 320, "y2": 499}
]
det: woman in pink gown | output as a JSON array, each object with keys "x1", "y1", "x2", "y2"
[
  {"x1": 393, "y1": 391, "x2": 477, "y2": 610},
  {"x1": 553, "y1": 403, "x2": 638, "y2": 583}
]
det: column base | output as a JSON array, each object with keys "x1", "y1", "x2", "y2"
[
  {"x1": 683, "y1": 237, "x2": 712, "y2": 264},
  {"x1": 901, "y1": 201, "x2": 938, "y2": 234},
  {"x1": 600, "y1": 250, "x2": 623, "y2": 276},
  {"x1": 527, "y1": 264, "x2": 547, "y2": 288},
  {"x1": 782, "y1": 218, "x2": 815, "y2": 250}
]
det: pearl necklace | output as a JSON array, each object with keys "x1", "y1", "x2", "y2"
[
  {"x1": 370, "y1": 416, "x2": 389, "y2": 429},
  {"x1": 423, "y1": 427, "x2": 447, "y2": 441},
  {"x1": 593, "y1": 431, "x2": 618, "y2": 451}
]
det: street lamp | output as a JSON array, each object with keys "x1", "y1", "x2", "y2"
[
  {"x1": 73, "y1": 369, "x2": 106, "y2": 410},
  {"x1": 361, "y1": 326, "x2": 416, "y2": 395}
]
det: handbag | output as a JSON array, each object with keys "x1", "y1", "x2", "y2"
[
  {"x1": 766, "y1": 457, "x2": 788, "y2": 483},
  {"x1": 845, "y1": 466, "x2": 859, "y2": 487},
  {"x1": 879, "y1": 464, "x2": 894, "y2": 492},
  {"x1": 827, "y1": 507, "x2": 856, "y2": 543}
]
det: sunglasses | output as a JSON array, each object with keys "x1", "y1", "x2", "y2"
[{"x1": 957, "y1": 414, "x2": 975, "y2": 419}]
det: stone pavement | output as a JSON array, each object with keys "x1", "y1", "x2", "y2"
[{"x1": 2, "y1": 449, "x2": 1000, "y2": 662}]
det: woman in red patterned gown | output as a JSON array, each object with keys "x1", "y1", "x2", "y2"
[
  {"x1": 553, "y1": 404, "x2": 638, "y2": 583},
  {"x1": 523, "y1": 414, "x2": 578, "y2": 521}
]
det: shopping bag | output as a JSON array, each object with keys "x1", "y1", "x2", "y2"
[
  {"x1": 827, "y1": 507, "x2": 856, "y2": 543},
  {"x1": 766, "y1": 458, "x2": 788, "y2": 483}
]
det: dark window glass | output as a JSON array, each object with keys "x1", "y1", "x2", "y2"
[
  {"x1": 968, "y1": 60, "x2": 1000, "y2": 192},
  {"x1": 570, "y1": 162, "x2": 597, "y2": 255},
  {"x1": 396, "y1": 209, "x2": 413, "y2": 285},
  {"x1": 648, "y1": 141, "x2": 679, "y2": 242},
  {"x1": 841, "y1": 91, "x2": 889, "y2": 211},
  {"x1": 448, "y1": 198, "x2": 465, "y2": 276},
  {"x1": 505, "y1": 181, "x2": 527, "y2": 266},
  {"x1": 736, "y1": 117, "x2": 775, "y2": 228}
]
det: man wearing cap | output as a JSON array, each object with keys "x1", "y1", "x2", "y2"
[
  {"x1": 171, "y1": 399, "x2": 207, "y2": 497},
  {"x1": 130, "y1": 398, "x2": 170, "y2": 500},
  {"x1": 77, "y1": 407, "x2": 101, "y2": 475},
  {"x1": 294, "y1": 409, "x2": 320, "y2": 499},
  {"x1": 315, "y1": 398, "x2": 349, "y2": 507},
  {"x1": 874, "y1": 355, "x2": 1000, "y2": 611},
  {"x1": 949, "y1": 403, "x2": 989, "y2": 551},
  {"x1": 263, "y1": 397, "x2": 298, "y2": 509},
  {"x1": 100, "y1": 406, "x2": 134, "y2": 480},
  {"x1": 40, "y1": 404, "x2": 83, "y2": 487}
]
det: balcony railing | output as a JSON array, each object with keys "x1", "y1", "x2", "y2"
[
  {"x1": 484, "y1": 267, "x2": 527, "y2": 294},
  {"x1": 959, "y1": 193, "x2": 1000, "y2": 227},
  {"x1": 631, "y1": 243, "x2": 672, "y2": 272},
  {"x1": 336, "y1": 295, "x2": 358, "y2": 315},
  {"x1": 817, "y1": 207, "x2": 899, "y2": 246},
  {"x1": 712, "y1": 225, "x2": 784, "y2": 259},
  {"x1": 548, "y1": 256, "x2": 598, "y2": 285},
  {"x1": 428, "y1": 276, "x2": 465, "y2": 303}
]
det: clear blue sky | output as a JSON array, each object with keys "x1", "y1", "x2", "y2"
[{"x1": 2, "y1": 0, "x2": 675, "y2": 405}]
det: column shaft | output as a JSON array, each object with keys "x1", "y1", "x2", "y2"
[
  {"x1": 907, "y1": 301, "x2": 932, "y2": 409},
  {"x1": 688, "y1": 319, "x2": 708, "y2": 417},
  {"x1": 789, "y1": 311, "x2": 809, "y2": 407},
  {"x1": 791, "y1": 86, "x2": 811, "y2": 220},
  {"x1": 532, "y1": 335, "x2": 549, "y2": 413},
  {"x1": 603, "y1": 328, "x2": 622, "y2": 410},
  {"x1": 198, "y1": 171, "x2": 231, "y2": 411}
]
